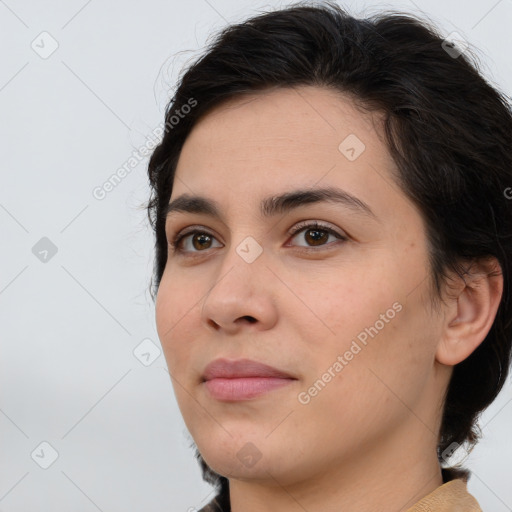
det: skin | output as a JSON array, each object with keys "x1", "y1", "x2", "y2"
[{"x1": 155, "y1": 86, "x2": 503, "y2": 512}]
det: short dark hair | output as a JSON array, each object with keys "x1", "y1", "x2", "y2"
[{"x1": 146, "y1": 0, "x2": 512, "y2": 495}]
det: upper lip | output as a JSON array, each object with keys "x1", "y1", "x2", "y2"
[{"x1": 202, "y1": 358, "x2": 296, "y2": 381}]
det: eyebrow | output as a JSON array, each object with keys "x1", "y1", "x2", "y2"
[{"x1": 165, "y1": 186, "x2": 377, "y2": 222}]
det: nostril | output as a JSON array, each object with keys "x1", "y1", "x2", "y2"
[
  {"x1": 241, "y1": 315, "x2": 257, "y2": 323},
  {"x1": 208, "y1": 319, "x2": 221, "y2": 330}
]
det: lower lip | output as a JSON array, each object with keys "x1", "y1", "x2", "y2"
[{"x1": 204, "y1": 377, "x2": 295, "y2": 401}]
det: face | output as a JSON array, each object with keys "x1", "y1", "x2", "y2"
[{"x1": 156, "y1": 86, "x2": 448, "y2": 486}]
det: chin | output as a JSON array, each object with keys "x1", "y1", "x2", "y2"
[
  {"x1": 199, "y1": 437, "x2": 313, "y2": 488},
  {"x1": 195, "y1": 433, "x2": 271, "y2": 477}
]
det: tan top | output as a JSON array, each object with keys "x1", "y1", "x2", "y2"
[
  {"x1": 200, "y1": 477, "x2": 482, "y2": 511},
  {"x1": 406, "y1": 478, "x2": 482, "y2": 512}
]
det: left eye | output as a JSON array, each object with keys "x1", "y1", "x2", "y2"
[{"x1": 287, "y1": 222, "x2": 347, "y2": 248}]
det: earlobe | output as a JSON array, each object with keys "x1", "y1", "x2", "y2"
[{"x1": 435, "y1": 257, "x2": 503, "y2": 366}]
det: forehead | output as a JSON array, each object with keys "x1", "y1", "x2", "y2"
[
  {"x1": 177, "y1": 86, "x2": 383, "y2": 170},
  {"x1": 172, "y1": 86, "x2": 412, "y2": 226}
]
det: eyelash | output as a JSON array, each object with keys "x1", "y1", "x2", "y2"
[{"x1": 167, "y1": 221, "x2": 347, "y2": 256}]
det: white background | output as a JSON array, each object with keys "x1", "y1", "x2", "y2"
[{"x1": 0, "y1": 0, "x2": 511, "y2": 510}]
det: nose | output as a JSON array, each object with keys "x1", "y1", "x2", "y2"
[{"x1": 200, "y1": 248, "x2": 278, "y2": 335}]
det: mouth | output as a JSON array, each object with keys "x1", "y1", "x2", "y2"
[
  {"x1": 204, "y1": 376, "x2": 296, "y2": 401},
  {"x1": 201, "y1": 357, "x2": 297, "y2": 401}
]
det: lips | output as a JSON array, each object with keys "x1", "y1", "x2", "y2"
[
  {"x1": 201, "y1": 358, "x2": 297, "y2": 401},
  {"x1": 202, "y1": 357, "x2": 295, "y2": 381}
]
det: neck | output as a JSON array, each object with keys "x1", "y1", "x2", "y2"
[{"x1": 229, "y1": 420, "x2": 444, "y2": 512}]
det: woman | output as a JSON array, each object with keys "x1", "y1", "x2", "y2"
[{"x1": 146, "y1": 3, "x2": 512, "y2": 511}]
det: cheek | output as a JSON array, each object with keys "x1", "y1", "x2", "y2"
[
  {"x1": 292, "y1": 316, "x2": 431, "y2": 451},
  {"x1": 286, "y1": 261, "x2": 399, "y2": 351},
  {"x1": 325, "y1": 299, "x2": 436, "y2": 428},
  {"x1": 291, "y1": 265, "x2": 434, "y2": 415},
  {"x1": 155, "y1": 272, "x2": 200, "y2": 372},
  {"x1": 155, "y1": 263, "x2": 205, "y2": 326}
]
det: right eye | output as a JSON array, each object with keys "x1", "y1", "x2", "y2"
[{"x1": 168, "y1": 228, "x2": 223, "y2": 255}]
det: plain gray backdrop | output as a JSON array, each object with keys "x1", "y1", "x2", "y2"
[{"x1": 1, "y1": 0, "x2": 511, "y2": 510}]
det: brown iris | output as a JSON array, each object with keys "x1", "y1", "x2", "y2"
[
  {"x1": 304, "y1": 228, "x2": 329, "y2": 246},
  {"x1": 192, "y1": 233, "x2": 213, "y2": 250}
]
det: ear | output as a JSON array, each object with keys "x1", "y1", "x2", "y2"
[{"x1": 435, "y1": 257, "x2": 503, "y2": 366}]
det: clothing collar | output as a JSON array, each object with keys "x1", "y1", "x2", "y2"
[
  {"x1": 199, "y1": 477, "x2": 482, "y2": 512},
  {"x1": 405, "y1": 478, "x2": 482, "y2": 512}
]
